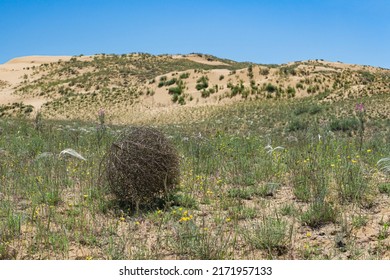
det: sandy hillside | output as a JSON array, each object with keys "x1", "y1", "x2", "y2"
[
  {"x1": 172, "y1": 54, "x2": 230, "y2": 66},
  {"x1": 1, "y1": 53, "x2": 389, "y2": 121},
  {"x1": 0, "y1": 56, "x2": 91, "y2": 109}
]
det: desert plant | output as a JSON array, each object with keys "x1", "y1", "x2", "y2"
[
  {"x1": 195, "y1": 76, "x2": 209, "y2": 91},
  {"x1": 179, "y1": 72, "x2": 190, "y2": 79},
  {"x1": 265, "y1": 83, "x2": 277, "y2": 93},
  {"x1": 104, "y1": 126, "x2": 180, "y2": 208}
]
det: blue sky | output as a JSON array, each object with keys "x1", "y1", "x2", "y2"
[{"x1": 1, "y1": 0, "x2": 389, "y2": 68}]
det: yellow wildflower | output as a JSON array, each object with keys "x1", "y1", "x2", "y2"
[
  {"x1": 366, "y1": 149, "x2": 372, "y2": 153},
  {"x1": 179, "y1": 216, "x2": 190, "y2": 222}
]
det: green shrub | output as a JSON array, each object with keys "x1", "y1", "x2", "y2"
[
  {"x1": 265, "y1": 83, "x2": 277, "y2": 93},
  {"x1": 178, "y1": 95, "x2": 186, "y2": 105},
  {"x1": 287, "y1": 86, "x2": 296, "y2": 98},
  {"x1": 168, "y1": 86, "x2": 183, "y2": 95},
  {"x1": 172, "y1": 93, "x2": 179, "y2": 103},
  {"x1": 196, "y1": 76, "x2": 209, "y2": 91},
  {"x1": 179, "y1": 72, "x2": 190, "y2": 79},
  {"x1": 165, "y1": 78, "x2": 177, "y2": 86}
]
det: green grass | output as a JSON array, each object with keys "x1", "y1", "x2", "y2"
[{"x1": 0, "y1": 94, "x2": 389, "y2": 259}]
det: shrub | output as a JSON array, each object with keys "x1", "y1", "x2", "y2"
[
  {"x1": 247, "y1": 65, "x2": 254, "y2": 79},
  {"x1": 265, "y1": 83, "x2": 277, "y2": 93},
  {"x1": 227, "y1": 81, "x2": 245, "y2": 97},
  {"x1": 165, "y1": 78, "x2": 177, "y2": 86},
  {"x1": 179, "y1": 72, "x2": 190, "y2": 79},
  {"x1": 172, "y1": 93, "x2": 179, "y2": 103},
  {"x1": 287, "y1": 86, "x2": 296, "y2": 98},
  {"x1": 104, "y1": 126, "x2": 180, "y2": 206},
  {"x1": 178, "y1": 95, "x2": 186, "y2": 105},
  {"x1": 259, "y1": 68, "x2": 269, "y2": 76},
  {"x1": 279, "y1": 66, "x2": 297, "y2": 76},
  {"x1": 196, "y1": 76, "x2": 209, "y2": 91},
  {"x1": 168, "y1": 86, "x2": 183, "y2": 95}
]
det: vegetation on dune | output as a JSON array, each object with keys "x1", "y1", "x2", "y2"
[{"x1": 1, "y1": 53, "x2": 388, "y2": 118}]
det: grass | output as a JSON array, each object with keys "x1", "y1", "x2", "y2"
[{"x1": 0, "y1": 93, "x2": 389, "y2": 260}]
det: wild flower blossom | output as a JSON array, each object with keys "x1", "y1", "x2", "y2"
[{"x1": 355, "y1": 103, "x2": 365, "y2": 112}]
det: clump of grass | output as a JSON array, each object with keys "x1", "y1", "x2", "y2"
[
  {"x1": 242, "y1": 215, "x2": 289, "y2": 257},
  {"x1": 329, "y1": 117, "x2": 359, "y2": 132},
  {"x1": 377, "y1": 157, "x2": 390, "y2": 174},
  {"x1": 169, "y1": 220, "x2": 233, "y2": 259},
  {"x1": 300, "y1": 201, "x2": 337, "y2": 228},
  {"x1": 287, "y1": 118, "x2": 308, "y2": 132},
  {"x1": 378, "y1": 183, "x2": 390, "y2": 195}
]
